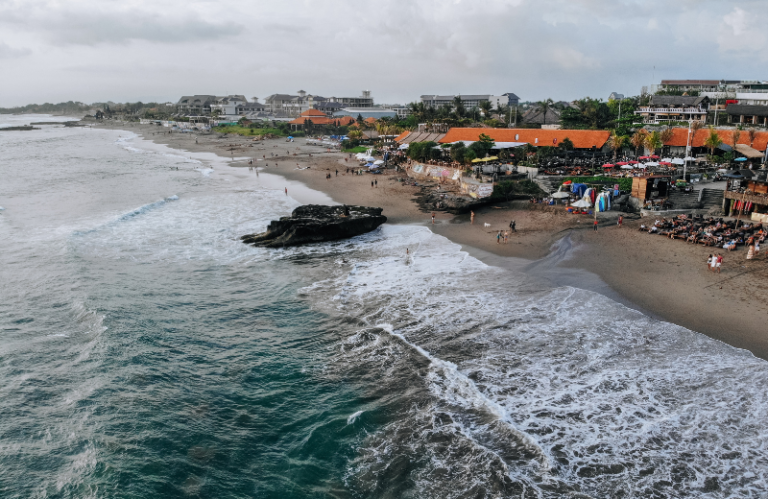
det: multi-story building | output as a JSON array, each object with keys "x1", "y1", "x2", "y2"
[
  {"x1": 177, "y1": 95, "x2": 217, "y2": 115},
  {"x1": 420, "y1": 93, "x2": 520, "y2": 110},
  {"x1": 635, "y1": 96, "x2": 710, "y2": 124},
  {"x1": 264, "y1": 90, "x2": 375, "y2": 117}
]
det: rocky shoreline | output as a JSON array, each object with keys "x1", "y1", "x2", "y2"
[{"x1": 241, "y1": 204, "x2": 387, "y2": 247}]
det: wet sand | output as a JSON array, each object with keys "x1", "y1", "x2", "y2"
[{"x1": 100, "y1": 122, "x2": 768, "y2": 360}]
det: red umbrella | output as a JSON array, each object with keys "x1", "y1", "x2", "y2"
[
  {"x1": 660, "y1": 161, "x2": 672, "y2": 166},
  {"x1": 638, "y1": 156, "x2": 649, "y2": 160},
  {"x1": 563, "y1": 180, "x2": 572, "y2": 185},
  {"x1": 650, "y1": 155, "x2": 660, "y2": 159},
  {"x1": 628, "y1": 160, "x2": 639, "y2": 164},
  {"x1": 616, "y1": 162, "x2": 628, "y2": 166},
  {"x1": 602, "y1": 164, "x2": 615, "y2": 168}
]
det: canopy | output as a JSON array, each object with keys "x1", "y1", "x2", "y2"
[
  {"x1": 471, "y1": 156, "x2": 499, "y2": 163},
  {"x1": 734, "y1": 157, "x2": 748, "y2": 162},
  {"x1": 684, "y1": 156, "x2": 696, "y2": 161},
  {"x1": 571, "y1": 199, "x2": 592, "y2": 208},
  {"x1": 363, "y1": 156, "x2": 376, "y2": 162},
  {"x1": 287, "y1": 136, "x2": 294, "y2": 139},
  {"x1": 398, "y1": 144, "x2": 409, "y2": 150},
  {"x1": 373, "y1": 160, "x2": 385, "y2": 165},
  {"x1": 734, "y1": 143, "x2": 764, "y2": 159},
  {"x1": 551, "y1": 191, "x2": 570, "y2": 199},
  {"x1": 671, "y1": 158, "x2": 685, "y2": 165}
]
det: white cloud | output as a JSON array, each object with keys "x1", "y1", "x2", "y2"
[{"x1": 0, "y1": 0, "x2": 767, "y2": 106}]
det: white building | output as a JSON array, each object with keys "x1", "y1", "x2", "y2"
[{"x1": 420, "y1": 93, "x2": 520, "y2": 110}]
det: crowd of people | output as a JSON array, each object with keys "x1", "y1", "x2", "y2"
[{"x1": 640, "y1": 214, "x2": 766, "y2": 263}]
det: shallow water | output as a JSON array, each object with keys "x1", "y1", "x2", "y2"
[{"x1": 2, "y1": 116, "x2": 767, "y2": 498}]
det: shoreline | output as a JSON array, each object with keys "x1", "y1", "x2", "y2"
[{"x1": 99, "y1": 121, "x2": 768, "y2": 360}]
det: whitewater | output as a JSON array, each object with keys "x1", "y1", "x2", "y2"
[{"x1": 1, "y1": 116, "x2": 767, "y2": 498}]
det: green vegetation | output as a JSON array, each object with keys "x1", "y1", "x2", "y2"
[
  {"x1": 215, "y1": 125, "x2": 303, "y2": 138},
  {"x1": 492, "y1": 180, "x2": 546, "y2": 201},
  {"x1": 407, "y1": 141, "x2": 440, "y2": 162},
  {"x1": 0, "y1": 101, "x2": 94, "y2": 115},
  {"x1": 562, "y1": 176, "x2": 632, "y2": 191},
  {"x1": 342, "y1": 146, "x2": 367, "y2": 153}
]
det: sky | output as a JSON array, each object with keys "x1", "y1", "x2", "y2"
[{"x1": 1, "y1": 0, "x2": 767, "y2": 107}]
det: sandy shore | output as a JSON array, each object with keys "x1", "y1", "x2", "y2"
[{"x1": 101, "y1": 122, "x2": 768, "y2": 360}]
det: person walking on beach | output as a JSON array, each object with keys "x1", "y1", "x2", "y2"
[
  {"x1": 285, "y1": 187, "x2": 288, "y2": 196},
  {"x1": 374, "y1": 179, "x2": 378, "y2": 188},
  {"x1": 503, "y1": 231, "x2": 509, "y2": 244},
  {"x1": 593, "y1": 219, "x2": 598, "y2": 232},
  {"x1": 335, "y1": 169, "x2": 338, "y2": 177},
  {"x1": 470, "y1": 211, "x2": 475, "y2": 224},
  {"x1": 509, "y1": 220, "x2": 516, "y2": 232},
  {"x1": 618, "y1": 215, "x2": 623, "y2": 228},
  {"x1": 496, "y1": 230, "x2": 502, "y2": 244},
  {"x1": 431, "y1": 212, "x2": 436, "y2": 224},
  {"x1": 716, "y1": 253, "x2": 723, "y2": 273},
  {"x1": 371, "y1": 181, "x2": 374, "y2": 188}
]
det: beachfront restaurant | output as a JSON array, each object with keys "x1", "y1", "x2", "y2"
[
  {"x1": 723, "y1": 173, "x2": 768, "y2": 222},
  {"x1": 630, "y1": 175, "x2": 672, "y2": 210}
]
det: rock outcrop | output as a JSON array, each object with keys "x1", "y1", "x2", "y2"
[{"x1": 241, "y1": 205, "x2": 387, "y2": 248}]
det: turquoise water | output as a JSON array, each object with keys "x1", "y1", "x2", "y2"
[{"x1": 3, "y1": 116, "x2": 768, "y2": 498}]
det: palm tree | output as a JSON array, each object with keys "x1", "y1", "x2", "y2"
[
  {"x1": 644, "y1": 131, "x2": 662, "y2": 156},
  {"x1": 748, "y1": 129, "x2": 757, "y2": 147},
  {"x1": 347, "y1": 129, "x2": 363, "y2": 141},
  {"x1": 535, "y1": 99, "x2": 555, "y2": 124},
  {"x1": 607, "y1": 132, "x2": 628, "y2": 160},
  {"x1": 631, "y1": 129, "x2": 648, "y2": 156},
  {"x1": 703, "y1": 126, "x2": 723, "y2": 156},
  {"x1": 452, "y1": 96, "x2": 466, "y2": 119},
  {"x1": 479, "y1": 100, "x2": 493, "y2": 118}
]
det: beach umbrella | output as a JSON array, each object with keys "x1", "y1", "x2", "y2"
[
  {"x1": 735, "y1": 157, "x2": 748, "y2": 162},
  {"x1": 363, "y1": 156, "x2": 376, "y2": 162},
  {"x1": 660, "y1": 161, "x2": 672, "y2": 166},
  {"x1": 638, "y1": 156, "x2": 649, "y2": 160},
  {"x1": 628, "y1": 160, "x2": 639, "y2": 164},
  {"x1": 571, "y1": 199, "x2": 591, "y2": 208},
  {"x1": 551, "y1": 191, "x2": 570, "y2": 198},
  {"x1": 563, "y1": 180, "x2": 572, "y2": 185},
  {"x1": 661, "y1": 157, "x2": 672, "y2": 162},
  {"x1": 684, "y1": 156, "x2": 696, "y2": 161},
  {"x1": 671, "y1": 158, "x2": 685, "y2": 165},
  {"x1": 373, "y1": 160, "x2": 385, "y2": 165},
  {"x1": 650, "y1": 155, "x2": 660, "y2": 159},
  {"x1": 620, "y1": 164, "x2": 633, "y2": 169},
  {"x1": 616, "y1": 162, "x2": 628, "y2": 166},
  {"x1": 602, "y1": 164, "x2": 615, "y2": 168},
  {"x1": 645, "y1": 161, "x2": 660, "y2": 167}
]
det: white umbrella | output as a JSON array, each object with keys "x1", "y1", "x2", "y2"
[
  {"x1": 671, "y1": 158, "x2": 685, "y2": 165},
  {"x1": 373, "y1": 160, "x2": 385, "y2": 165},
  {"x1": 363, "y1": 156, "x2": 376, "y2": 162},
  {"x1": 661, "y1": 157, "x2": 672, "y2": 163},
  {"x1": 684, "y1": 156, "x2": 696, "y2": 161},
  {"x1": 620, "y1": 165, "x2": 633, "y2": 169},
  {"x1": 644, "y1": 161, "x2": 659, "y2": 167},
  {"x1": 551, "y1": 191, "x2": 570, "y2": 198}
]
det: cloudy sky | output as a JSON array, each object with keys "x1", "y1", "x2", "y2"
[{"x1": 0, "y1": 0, "x2": 766, "y2": 106}]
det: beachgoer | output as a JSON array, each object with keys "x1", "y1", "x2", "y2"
[
  {"x1": 335, "y1": 169, "x2": 338, "y2": 176},
  {"x1": 471, "y1": 211, "x2": 475, "y2": 224},
  {"x1": 510, "y1": 220, "x2": 516, "y2": 232},
  {"x1": 707, "y1": 254, "x2": 713, "y2": 272},
  {"x1": 593, "y1": 219, "x2": 598, "y2": 231},
  {"x1": 716, "y1": 253, "x2": 723, "y2": 273},
  {"x1": 375, "y1": 179, "x2": 378, "y2": 188},
  {"x1": 285, "y1": 187, "x2": 287, "y2": 195},
  {"x1": 431, "y1": 212, "x2": 436, "y2": 224},
  {"x1": 504, "y1": 231, "x2": 509, "y2": 244},
  {"x1": 618, "y1": 215, "x2": 623, "y2": 227},
  {"x1": 371, "y1": 181, "x2": 374, "y2": 188},
  {"x1": 496, "y1": 231, "x2": 501, "y2": 244}
]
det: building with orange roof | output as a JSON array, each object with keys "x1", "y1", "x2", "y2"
[
  {"x1": 436, "y1": 128, "x2": 611, "y2": 150},
  {"x1": 661, "y1": 127, "x2": 768, "y2": 155},
  {"x1": 288, "y1": 110, "x2": 355, "y2": 130}
]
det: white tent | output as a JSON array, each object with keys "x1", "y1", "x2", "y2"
[
  {"x1": 373, "y1": 160, "x2": 385, "y2": 165},
  {"x1": 363, "y1": 156, "x2": 376, "y2": 162},
  {"x1": 671, "y1": 158, "x2": 685, "y2": 165},
  {"x1": 571, "y1": 199, "x2": 591, "y2": 208}
]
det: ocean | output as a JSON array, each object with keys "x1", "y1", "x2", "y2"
[{"x1": 1, "y1": 115, "x2": 767, "y2": 498}]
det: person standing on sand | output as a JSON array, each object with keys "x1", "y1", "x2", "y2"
[
  {"x1": 593, "y1": 219, "x2": 598, "y2": 232},
  {"x1": 496, "y1": 231, "x2": 501, "y2": 244},
  {"x1": 335, "y1": 169, "x2": 338, "y2": 176},
  {"x1": 375, "y1": 179, "x2": 378, "y2": 188},
  {"x1": 504, "y1": 231, "x2": 509, "y2": 244},
  {"x1": 510, "y1": 220, "x2": 516, "y2": 232},
  {"x1": 706, "y1": 254, "x2": 713, "y2": 272},
  {"x1": 371, "y1": 181, "x2": 374, "y2": 188},
  {"x1": 716, "y1": 253, "x2": 723, "y2": 273},
  {"x1": 471, "y1": 211, "x2": 475, "y2": 224},
  {"x1": 618, "y1": 215, "x2": 623, "y2": 228}
]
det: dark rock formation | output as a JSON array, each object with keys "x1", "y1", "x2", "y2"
[{"x1": 241, "y1": 205, "x2": 386, "y2": 248}]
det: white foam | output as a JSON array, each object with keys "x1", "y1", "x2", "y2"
[{"x1": 347, "y1": 410, "x2": 364, "y2": 425}]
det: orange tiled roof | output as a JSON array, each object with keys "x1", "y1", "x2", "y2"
[
  {"x1": 288, "y1": 115, "x2": 356, "y2": 126},
  {"x1": 662, "y1": 127, "x2": 768, "y2": 151},
  {"x1": 364, "y1": 117, "x2": 377, "y2": 124},
  {"x1": 300, "y1": 109, "x2": 328, "y2": 117},
  {"x1": 394, "y1": 131, "x2": 410, "y2": 142},
  {"x1": 439, "y1": 128, "x2": 611, "y2": 149}
]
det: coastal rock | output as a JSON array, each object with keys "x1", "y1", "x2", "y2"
[{"x1": 241, "y1": 204, "x2": 386, "y2": 248}]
